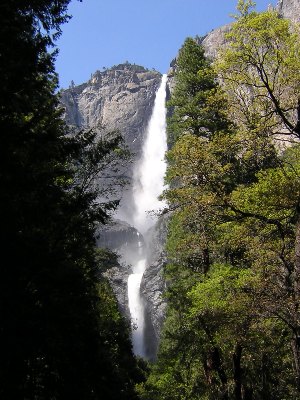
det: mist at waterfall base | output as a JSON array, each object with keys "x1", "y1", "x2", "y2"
[{"x1": 123, "y1": 74, "x2": 168, "y2": 359}]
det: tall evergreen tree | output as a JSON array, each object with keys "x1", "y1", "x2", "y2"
[
  {"x1": 167, "y1": 37, "x2": 230, "y2": 145},
  {"x1": 0, "y1": 1, "x2": 141, "y2": 398}
]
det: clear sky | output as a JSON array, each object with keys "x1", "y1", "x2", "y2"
[{"x1": 55, "y1": 0, "x2": 277, "y2": 89}]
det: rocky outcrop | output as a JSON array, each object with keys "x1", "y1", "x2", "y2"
[
  {"x1": 200, "y1": 24, "x2": 232, "y2": 60},
  {"x1": 142, "y1": 256, "x2": 167, "y2": 360},
  {"x1": 96, "y1": 218, "x2": 143, "y2": 253},
  {"x1": 96, "y1": 219, "x2": 144, "y2": 316},
  {"x1": 141, "y1": 214, "x2": 169, "y2": 350},
  {"x1": 61, "y1": 63, "x2": 161, "y2": 156},
  {"x1": 104, "y1": 262, "x2": 131, "y2": 317},
  {"x1": 141, "y1": 259, "x2": 167, "y2": 341},
  {"x1": 278, "y1": 0, "x2": 300, "y2": 21}
]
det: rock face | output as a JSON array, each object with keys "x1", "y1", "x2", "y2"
[
  {"x1": 201, "y1": 24, "x2": 232, "y2": 60},
  {"x1": 141, "y1": 214, "x2": 169, "y2": 345},
  {"x1": 278, "y1": 0, "x2": 300, "y2": 22},
  {"x1": 96, "y1": 219, "x2": 143, "y2": 253},
  {"x1": 96, "y1": 219, "x2": 144, "y2": 317},
  {"x1": 61, "y1": 2, "x2": 300, "y2": 359},
  {"x1": 61, "y1": 63, "x2": 161, "y2": 157},
  {"x1": 103, "y1": 262, "x2": 131, "y2": 317},
  {"x1": 61, "y1": 63, "x2": 162, "y2": 223}
]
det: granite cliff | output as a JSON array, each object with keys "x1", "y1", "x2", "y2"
[
  {"x1": 190, "y1": 0, "x2": 300, "y2": 63},
  {"x1": 60, "y1": 0, "x2": 300, "y2": 359},
  {"x1": 278, "y1": 0, "x2": 300, "y2": 21},
  {"x1": 141, "y1": 214, "x2": 169, "y2": 344},
  {"x1": 61, "y1": 63, "x2": 161, "y2": 157},
  {"x1": 61, "y1": 63, "x2": 167, "y2": 358}
]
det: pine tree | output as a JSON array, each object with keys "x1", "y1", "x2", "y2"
[
  {"x1": 167, "y1": 37, "x2": 230, "y2": 145},
  {"x1": 0, "y1": 1, "x2": 141, "y2": 398}
]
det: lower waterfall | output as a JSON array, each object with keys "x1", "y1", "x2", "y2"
[{"x1": 127, "y1": 74, "x2": 168, "y2": 358}]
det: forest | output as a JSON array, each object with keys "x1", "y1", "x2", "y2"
[
  {"x1": 2, "y1": 0, "x2": 300, "y2": 399},
  {"x1": 0, "y1": 1, "x2": 145, "y2": 398},
  {"x1": 140, "y1": 1, "x2": 300, "y2": 399}
]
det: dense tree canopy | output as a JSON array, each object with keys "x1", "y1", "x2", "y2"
[
  {"x1": 0, "y1": 1, "x2": 142, "y2": 398},
  {"x1": 140, "y1": 3, "x2": 300, "y2": 399}
]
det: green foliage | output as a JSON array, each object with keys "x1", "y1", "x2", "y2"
[
  {"x1": 143, "y1": 262, "x2": 294, "y2": 399},
  {"x1": 145, "y1": 4, "x2": 300, "y2": 399},
  {"x1": 167, "y1": 38, "x2": 231, "y2": 146},
  {"x1": 234, "y1": 0, "x2": 256, "y2": 18},
  {"x1": 189, "y1": 264, "x2": 255, "y2": 317},
  {"x1": 216, "y1": 8, "x2": 300, "y2": 138},
  {"x1": 231, "y1": 166, "x2": 300, "y2": 221}
]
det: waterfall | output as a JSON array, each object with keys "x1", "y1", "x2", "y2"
[
  {"x1": 128, "y1": 74, "x2": 168, "y2": 357},
  {"x1": 132, "y1": 74, "x2": 168, "y2": 235}
]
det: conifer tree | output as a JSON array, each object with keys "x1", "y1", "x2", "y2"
[
  {"x1": 167, "y1": 37, "x2": 230, "y2": 145},
  {"x1": 0, "y1": 1, "x2": 142, "y2": 398}
]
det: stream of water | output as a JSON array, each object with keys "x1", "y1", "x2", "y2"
[{"x1": 127, "y1": 74, "x2": 168, "y2": 357}]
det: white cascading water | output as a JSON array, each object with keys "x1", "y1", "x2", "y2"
[{"x1": 128, "y1": 74, "x2": 168, "y2": 357}]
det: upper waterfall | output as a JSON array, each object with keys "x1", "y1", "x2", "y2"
[
  {"x1": 132, "y1": 74, "x2": 168, "y2": 234},
  {"x1": 127, "y1": 74, "x2": 168, "y2": 358}
]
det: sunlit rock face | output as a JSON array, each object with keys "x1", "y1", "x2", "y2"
[
  {"x1": 278, "y1": 0, "x2": 300, "y2": 22},
  {"x1": 200, "y1": 0, "x2": 300, "y2": 59},
  {"x1": 60, "y1": 63, "x2": 161, "y2": 156},
  {"x1": 201, "y1": 24, "x2": 232, "y2": 60},
  {"x1": 63, "y1": 69, "x2": 168, "y2": 360}
]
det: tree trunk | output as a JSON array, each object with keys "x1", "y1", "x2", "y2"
[
  {"x1": 293, "y1": 97, "x2": 300, "y2": 135},
  {"x1": 202, "y1": 248, "x2": 210, "y2": 274},
  {"x1": 293, "y1": 213, "x2": 300, "y2": 391},
  {"x1": 292, "y1": 334, "x2": 300, "y2": 392},
  {"x1": 211, "y1": 347, "x2": 228, "y2": 400},
  {"x1": 233, "y1": 343, "x2": 243, "y2": 400},
  {"x1": 204, "y1": 347, "x2": 228, "y2": 399},
  {"x1": 243, "y1": 386, "x2": 253, "y2": 400}
]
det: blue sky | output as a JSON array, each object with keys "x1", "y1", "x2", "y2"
[{"x1": 55, "y1": 0, "x2": 277, "y2": 89}]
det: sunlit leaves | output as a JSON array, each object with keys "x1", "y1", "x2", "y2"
[
  {"x1": 146, "y1": 5, "x2": 300, "y2": 398},
  {"x1": 215, "y1": 10, "x2": 300, "y2": 137},
  {"x1": 231, "y1": 166, "x2": 300, "y2": 221},
  {"x1": 189, "y1": 264, "x2": 256, "y2": 318}
]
